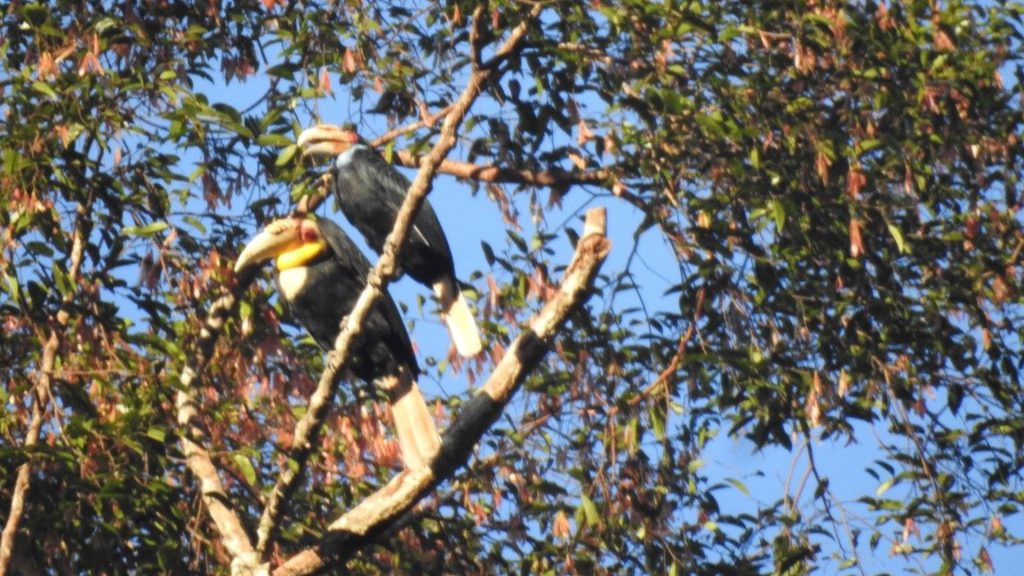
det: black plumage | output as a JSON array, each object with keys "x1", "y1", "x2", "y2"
[
  {"x1": 233, "y1": 216, "x2": 440, "y2": 469},
  {"x1": 297, "y1": 124, "x2": 484, "y2": 357},
  {"x1": 330, "y1": 143, "x2": 457, "y2": 288},
  {"x1": 278, "y1": 218, "x2": 418, "y2": 382}
]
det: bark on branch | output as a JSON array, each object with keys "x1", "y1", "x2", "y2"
[
  {"x1": 393, "y1": 151, "x2": 614, "y2": 188},
  {"x1": 300, "y1": 155, "x2": 612, "y2": 217},
  {"x1": 272, "y1": 207, "x2": 611, "y2": 576}
]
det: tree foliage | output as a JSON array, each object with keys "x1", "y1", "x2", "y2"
[{"x1": 2, "y1": 0, "x2": 1023, "y2": 574}]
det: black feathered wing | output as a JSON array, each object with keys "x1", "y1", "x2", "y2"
[
  {"x1": 313, "y1": 218, "x2": 420, "y2": 377},
  {"x1": 333, "y1": 147, "x2": 457, "y2": 286},
  {"x1": 332, "y1": 146, "x2": 483, "y2": 357},
  {"x1": 277, "y1": 217, "x2": 438, "y2": 468}
]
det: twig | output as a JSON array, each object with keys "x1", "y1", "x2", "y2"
[
  {"x1": 369, "y1": 103, "x2": 456, "y2": 148},
  {"x1": 395, "y1": 152, "x2": 614, "y2": 187},
  {"x1": 301, "y1": 156, "x2": 613, "y2": 215},
  {"x1": 628, "y1": 287, "x2": 704, "y2": 407},
  {"x1": 272, "y1": 206, "x2": 610, "y2": 576},
  {"x1": 803, "y1": 435, "x2": 868, "y2": 576}
]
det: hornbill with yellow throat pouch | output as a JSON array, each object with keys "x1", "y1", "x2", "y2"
[
  {"x1": 297, "y1": 124, "x2": 483, "y2": 358},
  {"x1": 233, "y1": 216, "x2": 440, "y2": 470}
]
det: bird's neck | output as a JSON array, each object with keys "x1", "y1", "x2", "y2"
[
  {"x1": 335, "y1": 144, "x2": 369, "y2": 168},
  {"x1": 275, "y1": 239, "x2": 327, "y2": 271}
]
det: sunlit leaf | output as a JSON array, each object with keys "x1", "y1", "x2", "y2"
[{"x1": 124, "y1": 222, "x2": 170, "y2": 237}]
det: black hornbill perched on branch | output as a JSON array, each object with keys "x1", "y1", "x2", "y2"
[
  {"x1": 297, "y1": 124, "x2": 483, "y2": 358},
  {"x1": 233, "y1": 216, "x2": 440, "y2": 470}
]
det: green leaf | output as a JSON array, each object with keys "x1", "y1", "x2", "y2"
[
  {"x1": 257, "y1": 133, "x2": 294, "y2": 147},
  {"x1": 21, "y1": 3, "x2": 50, "y2": 26},
  {"x1": 61, "y1": 123, "x2": 85, "y2": 148},
  {"x1": 2, "y1": 274, "x2": 19, "y2": 299},
  {"x1": 875, "y1": 477, "x2": 896, "y2": 497},
  {"x1": 231, "y1": 454, "x2": 258, "y2": 487},
  {"x1": 856, "y1": 138, "x2": 881, "y2": 155},
  {"x1": 53, "y1": 263, "x2": 73, "y2": 296},
  {"x1": 770, "y1": 200, "x2": 787, "y2": 233},
  {"x1": 480, "y1": 241, "x2": 496, "y2": 266},
  {"x1": 25, "y1": 241, "x2": 54, "y2": 257},
  {"x1": 579, "y1": 494, "x2": 600, "y2": 528},
  {"x1": 124, "y1": 222, "x2": 170, "y2": 237},
  {"x1": 183, "y1": 216, "x2": 207, "y2": 234},
  {"x1": 275, "y1": 144, "x2": 298, "y2": 167},
  {"x1": 725, "y1": 477, "x2": 749, "y2": 496},
  {"x1": 651, "y1": 404, "x2": 665, "y2": 440},
  {"x1": 886, "y1": 221, "x2": 908, "y2": 254},
  {"x1": 31, "y1": 81, "x2": 57, "y2": 100}
]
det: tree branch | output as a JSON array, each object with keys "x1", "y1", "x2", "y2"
[
  {"x1": 300, "y1": 153, "x2": 614, "y2": 216},
  {"x1": 0, "y1": 200, "x2": 91, "y2": 576},
  {"x1": 0, "y1": 332, "x2": 58, "y2": 576},
  {"x1": 174, "y1": 267, "x2": 262, "y2": 573},
  {"x1": 256, "y1": 2, "x2": 543, "y2": 563},
  {"x1": 369, "y1": 103, "x2": 456, "y2": 148},
  {"x1": 272, "y1": 207, "x2": 611, "y2": 576},
  {"x1": 393, "y1": 152, "x2": 615, "y2": 188}
]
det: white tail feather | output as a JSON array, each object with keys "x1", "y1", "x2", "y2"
[
  {"x1": 380, "y1": 369, "x2": 440, "y2": 470},
  {"x1": 434, "y1": 279, "x2": 483, "y2": 357}
]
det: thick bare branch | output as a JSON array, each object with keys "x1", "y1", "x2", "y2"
[
  {"x1": 271, "y1": 207, "x2": 611, "y2": 576},
  {"x1": 0, "y1": 332, "x2": 57, "y2": 576}
]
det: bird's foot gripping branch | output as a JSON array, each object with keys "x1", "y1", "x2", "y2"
[{"x1": 177, "y1": 208, "x2": 610, "y2": 576}]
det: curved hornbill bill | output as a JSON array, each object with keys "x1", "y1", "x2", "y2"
[
  {"x1": 296, "y1": 124, "x2": 483, "y2": 358},
  {"x1": 233, "y1": 216, "x2": 440, "y2": 470}
]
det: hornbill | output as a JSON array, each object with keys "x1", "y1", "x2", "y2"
[
  {"x1": 297, "y1": 124, "x2": 483, "y2": 358},
  {"x1": 233, "y1": 216, "x2": 440, "y2": 470}
]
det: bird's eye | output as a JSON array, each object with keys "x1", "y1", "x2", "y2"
[{"x1": 300, "y1": 221, "x2": 319, "y2": 243}]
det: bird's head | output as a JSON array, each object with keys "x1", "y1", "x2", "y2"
[
  {"x1": 296, "y1": 124, "x2": 361, "y2": 159},
  {"x1": 234, "y1": 217, "x2": 328, "y2": 273}
]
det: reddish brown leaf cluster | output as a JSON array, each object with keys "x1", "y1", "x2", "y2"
[{"x1": 526, "y1": 265, "x2": 558, "y2": 303}]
